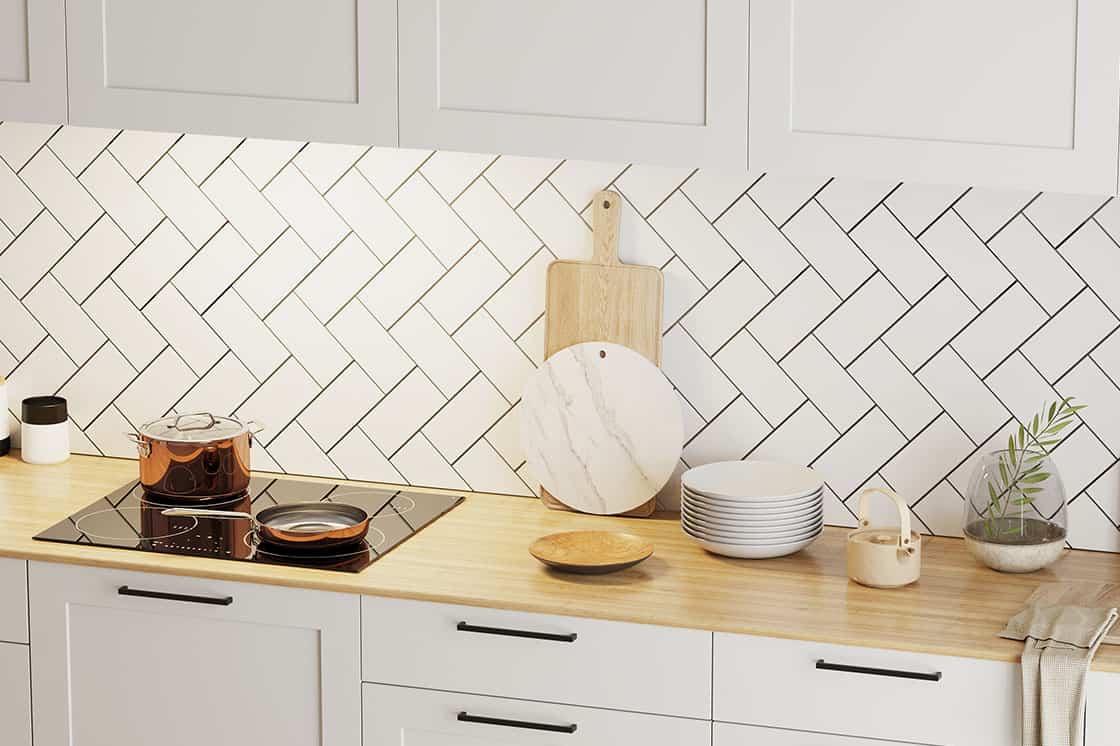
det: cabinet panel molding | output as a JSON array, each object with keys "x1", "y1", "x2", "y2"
[
  {"x1": 66, "y1": 0, "x2": 397, "y2": 144},
  {"x1": 750, "y1": 0, "x2": 1120, "y2": 194},
  {"x1": 0, "y1": 0, "x2": 66, "y2": 123},
  {"x1": 399, "y1": 0, "x2": 748, "y2": 167},
  {"x1": 29, "y1": 561, "x2": 361, "y2": 746}
]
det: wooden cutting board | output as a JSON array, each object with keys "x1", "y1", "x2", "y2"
[
  {"x1": 1020, "y1": 581, "x2": 1120, "y2": 645},
  {"x1": 541, "y1": 190, "x2": 665, "y2": 517}
]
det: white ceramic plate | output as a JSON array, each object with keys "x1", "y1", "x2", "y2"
[
  {"x1": 680, "y1": 505, "x2": 823, "y2": 530},
  {"x1": 681, "y1": 516, "x2": 823, "y2": 542},
  {"x1": 681, "y1": 496, "x2": 822, "y2": 520},
  {"x1": 682, "y1": 461, "x2": 823, "y2": 501},
  {"x1": 681, "y1": 521, "x2": 823, "y2": 545},
  {"x1": 684, "y1": 530, "x2": 821, "y2": 559},
  {"x1": 682, "y1": 491, "x2": 822, "y2": 516},
  {"x1": 681, "y1": 505, "x2": 823, "y2": 533},
  {"x1": 682, "y1": 486, "x2": 824, "y2": 508}
]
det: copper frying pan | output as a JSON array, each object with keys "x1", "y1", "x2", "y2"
[{"x1": 162, "y1": 502, "x2": 370, "y2": 550}]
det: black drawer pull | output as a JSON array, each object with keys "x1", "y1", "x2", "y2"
[
  {"x1": 118, "y1": 585, "x2": 233, "y2": 606},
  {"x1": 456, "y1": 621, "x2": 577, "y2": 642},
  {"x1": 458, "y1": 711, "x2": 577, "y2": 734},
  {"x1": 816, "y1": 659, "x2": 941, "y2": 682}
]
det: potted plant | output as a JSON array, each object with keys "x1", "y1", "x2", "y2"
[{"x1": 962, "y1": 398, "x2": 1082, "y2": 572}]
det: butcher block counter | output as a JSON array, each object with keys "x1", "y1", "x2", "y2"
[{"x1": 2, "y1": 454, "x2": 1119, "y2": 671}]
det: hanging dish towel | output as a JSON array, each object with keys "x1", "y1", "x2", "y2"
[{"x1": 1001, "y1": 604, "x2": 1118, "y2": 746}]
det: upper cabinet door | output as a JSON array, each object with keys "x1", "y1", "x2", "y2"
[
  {"x1": 398, "y1": 0, "x2": 748, "y2": 167},
  {"x1": 66, "y1": 0, "x2": 397, "y2": 144},
  {"x1": 0, "y1": 0, "x2": 66, "y2": 123},
  {"x1": 750, "y1": 0, "x2": 1120, "y2": 194}
]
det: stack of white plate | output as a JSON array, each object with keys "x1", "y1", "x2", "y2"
[{"x1": 681, "y1": 461, "x2": 825, "y2": 559}]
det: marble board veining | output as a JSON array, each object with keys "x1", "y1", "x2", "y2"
[{"x1": 520, "y1": 342, "x2": 683, "y2": 515}]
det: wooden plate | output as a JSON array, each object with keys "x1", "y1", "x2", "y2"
[{"x1": 529, "y1": 530, "x2": 653, "y2": 574}]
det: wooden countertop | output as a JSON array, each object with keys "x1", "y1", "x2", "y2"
[{"x1": 2, "y1": 454, "x2": 1119, "y2": 671}]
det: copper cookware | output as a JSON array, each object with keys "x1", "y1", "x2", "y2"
[
  {"x1": 127, "y1": 413, "x2": 264, "y2": 499},
  {"x1": 161, "y1": 502, "x2": 370, "y2": 550}
]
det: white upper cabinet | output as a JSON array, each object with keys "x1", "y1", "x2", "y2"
[
  {"x1": 750, "y1": 0, "x2": 1120, "y2": 194},
  {"x1": 0, "y1": 0, "x2": 66, "y2": 122},
  {"x1": 398, "y1": 0, "x2": 748, "y2": 167},
  {"x1": 65, "y1": 0, "x2": 397, "y2": 144}
]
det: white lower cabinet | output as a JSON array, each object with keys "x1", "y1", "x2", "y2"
[
  {"x1": 715, "y1": 722, "x2": 921, "y2": 746},
  {"x1": 0, "y1": 642, "x2": 32, "y2": 746},
  {"x1": 714, "y1": 633, "x2": 1020, "y2": 746},
  {"x1": 362, "y1": 683, "x2": 711, "y2": 746},
  {"x1": 28, "y1": 561, "x2": 361, "y2": 746}
]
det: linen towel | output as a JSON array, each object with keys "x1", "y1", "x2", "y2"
[{"x1": 1001, "y1": 604, "x2": 1118, "y2": 746}]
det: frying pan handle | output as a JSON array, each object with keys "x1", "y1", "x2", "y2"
[
  {"x1": 591, "y1": 190, "x2": 622, "y2": 266},
  {"x1": 161, "y1": 508, "x2": 253, "y2": 520}
]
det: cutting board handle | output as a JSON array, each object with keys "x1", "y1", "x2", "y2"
[{"x1": 592, "y1": 190, "x2": 622, "y2": 266}]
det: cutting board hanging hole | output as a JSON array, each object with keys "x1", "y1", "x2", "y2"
[{"x1": 599, "y1": 349, "x2": 607, "y2": 358}]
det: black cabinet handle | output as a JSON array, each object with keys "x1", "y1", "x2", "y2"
[
  {"x1": 816, "y1": 659, "x2": 941, "y2": 682},
  {"x1": 456, "y1": 621, "x2": 577, "y2": 643},
  {"x1": 458, "y1": 712, "x2": 577, "y2": 734},
  {"x1": 118, "y1": 585, "x2": 233, "y2": 606}
]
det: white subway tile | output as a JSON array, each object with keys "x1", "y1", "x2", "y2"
[
  {"x1": 423, "y1": 243, "x2": 507, "y2": 332},
  {"x1": 172, "y1": 224, "x2": 255, "y2": 312},
  {"x1": 0, "y1": 211, "x2": 72, "y2": 297},
  {"x1": 649, "y1": 192, "x2": 739, "y2": 287},
  {"x1": 747, "y1": 269, "x2": 840, "y2": 359},
  {"x1": 81, "y1": 282, "x2": 165, "y2": 370},
  {"x1": 782, "y1": 336, "x2": 872, "y2": 431},
  {"x1": 113, "y1": 220, "x2": 194, "y2": 308},
  {"x1": 81, "y1": 152, "x2": 162, "y2": 243},
  {"x1": 389, "y1": 305, "x2": 477, "y2": 396},
  {"x1": 23, "y1": 276, "x2": 104, "y2": 366},
  {"x1": 140, "y1": 156, "x2": 223, "y2": 247},
  {"x1": 851, "y1": 206, "x2": 943, "y2": 303},
  {"x1": 265, "y1": 295, "x2": 351, "y2": 387},
  {"x1": 987, "y1": 217, "x2": 1082, "y2": 313},
  {"x1": 714, "y1": 329, "x2": 804, "y2": 425},
  {"x1": 358, "y1": 238, "x2": 444, "y2": 327},
  {"x1": 327, "y1": 300, "x2": 413, "y2": 392},
  {"x1": 389, "y1": 174, "x2": 476, "y2": 267},
  {"x1": 264, "y1": 165, "x2": 348, "y2": 257},
  {"x1": 325, "y1": 170, "x2": 412, "y2": 263},
  {"x1": 202, "y1": 161, "x2": 286, "y2": 252},
  {"x1": 296, "y1": 233, "x2": 381, "y2": 322},
  {"x1": 202, "y1": 290, "x2": 287, "y2": 381}
]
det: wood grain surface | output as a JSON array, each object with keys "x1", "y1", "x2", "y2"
[
  {"x1": 1021, "y1": 581, "x2": 1120, "y2": 645},
  {"x1": 543, "y1": 190, "x2": 664, "y2": 516},
  {"x1": 2, "y1": 454, "x2": 1120, "y2": 670}
]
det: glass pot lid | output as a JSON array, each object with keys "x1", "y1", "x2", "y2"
[{"x1": 138, "y1": 412, "x2": 251, "y2": 442}]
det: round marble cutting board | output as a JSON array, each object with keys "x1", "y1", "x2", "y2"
[{"x1": 520, "y1": 342, "x2": 683, "y2": 515}]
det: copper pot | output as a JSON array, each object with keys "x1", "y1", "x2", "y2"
[{"x1": 127, "y1": 413, "x2": 264, "y2": 499}]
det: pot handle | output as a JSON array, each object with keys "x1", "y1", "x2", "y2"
[
  {"x1": 172, "y1": 412, "x2": 217, "y2": 432},
  {"x1": 124, "y1": 431, "x2": 150, "y2": 457},
  {"x1": 856, "y1": 487, "x2": 915, "y2": 554}
]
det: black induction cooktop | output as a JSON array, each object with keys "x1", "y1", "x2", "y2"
[{"x1": 34, "y1": 477, "x2": 464, "y2": 573}]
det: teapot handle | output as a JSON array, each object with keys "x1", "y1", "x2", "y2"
[{"x1": 856, "y1": 487, "x2": 915, "y2": 553}]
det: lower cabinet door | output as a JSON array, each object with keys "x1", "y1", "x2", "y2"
[
  {"x1": 363, "y1": 683, "x2": 711, "y2": 746},
  {"x1": 0, "y1": 643, "x2": 32, "y2": 746},
  {"x1": 715, "y1": 722, "x2": 922, "y2": 746},
  {"x1": 29, "y1": 561, "x2": 361, "y2": 746}
]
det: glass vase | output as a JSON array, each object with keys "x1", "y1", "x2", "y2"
[{"x1": 961, "y1": 450, "x2": 1067, "y2": 572}]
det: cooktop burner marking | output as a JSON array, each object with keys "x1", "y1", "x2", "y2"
[{"x1": 74, "y1": 507, "x2": 200, "y2": 541}]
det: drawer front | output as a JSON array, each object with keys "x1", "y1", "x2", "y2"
[
  {"x1": 0, "y1": 642, "x2": 32, "y2": 746},
  {"x1": 714, "y1": 634, "x2": 1019, "y2": 746},
  {"x1": 0, "y1": 558, "x2": 28, "y2": 643},
  {"x1": 363, "y1": 683, "x2": 711, "y2": 746},
  {"x1": 715, "y1": 722, "x2": 921, "y2": 746},
  {"x1": 361, "y1": 596, "x2": 712, "y2": 718}
]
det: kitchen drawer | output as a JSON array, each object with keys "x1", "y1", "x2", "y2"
[
  {"x1": 715, "y1": 722, "x2": 921, "y2": 746},
  {"x1": 0, "y1": 642, "x2": 32, "y2": 746},
  {"x1": 713, "y1": 633, "x2": 1020, "y2": 746},
  {"x1": 0, "y1": 558, "x2": 28, "y2": 643},
  {"x1": 363, "y1": 683, "x2": 711, "y2": 746},
  {"x1": 361, "y1": 596, "x2": 712, "y2": 718}
]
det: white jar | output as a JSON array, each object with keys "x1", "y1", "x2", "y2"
[{"x1": 21, "y1": 396, "x2": 70, "y2": 465}]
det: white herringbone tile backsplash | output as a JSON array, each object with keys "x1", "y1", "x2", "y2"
[{"x1": 2, "y1": 121, "x2": 1120, "y2": 551}]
